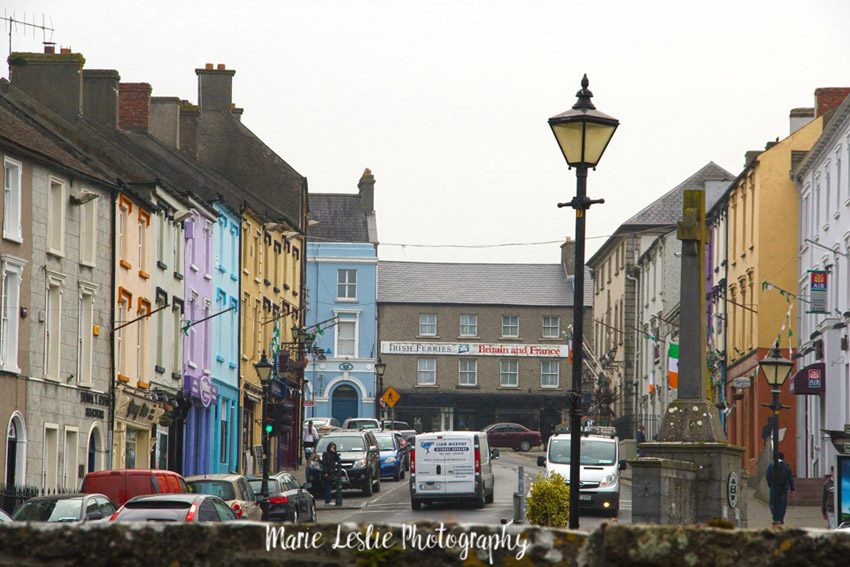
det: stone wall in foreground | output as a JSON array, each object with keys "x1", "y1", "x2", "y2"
[{"x1": 1, "y1": 522, "x2": 849, "y2": 566}]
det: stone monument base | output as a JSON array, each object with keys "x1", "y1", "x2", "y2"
[{"x1": 631, "y1": 442, "x2": 746, "y2": 527}]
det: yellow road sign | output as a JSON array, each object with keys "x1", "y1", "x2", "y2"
[{"x1": 381, "y1": 386, "x2": 401, "y2": 408}]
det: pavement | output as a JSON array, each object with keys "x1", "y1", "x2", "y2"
[{"x1": 746, "y1": 489, "x2": 825, "y2": 529}]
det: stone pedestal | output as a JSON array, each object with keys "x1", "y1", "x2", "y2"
[
  {"x1": 629, "y1": 458, "x2": 696, "y2": 524},
  {"x1": 638, "y1": 441, "x2": 747, "y2": 527}
]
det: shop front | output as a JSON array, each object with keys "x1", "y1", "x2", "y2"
[
  {"x1": 112, "y1": 386, "x2": 167, "y2": 469},
  {"x1": 183, "y1": 374, "x2": 218, "y2": 476}
]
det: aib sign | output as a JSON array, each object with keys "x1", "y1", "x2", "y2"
[{"x1": 809, "y1": 270, "x2": 828, "y2": 313}]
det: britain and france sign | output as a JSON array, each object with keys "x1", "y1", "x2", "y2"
[{"x1": 380, "y1": 341, "x2": 569, "y2": 358}]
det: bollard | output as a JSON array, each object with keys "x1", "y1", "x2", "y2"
[{"x1": 516, "y1": 465, "x2": 525, "y2": 524}]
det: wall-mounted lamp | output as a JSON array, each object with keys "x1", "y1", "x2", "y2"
[
  {"x1": 70, "y1": 190, "x2": 100, "y2": 205},
  {"x1": 173, "y1": 210, "x2": 192, "y2": 223},
  {"x1": 19, "y1": 306, "x2": 27, "y2": 319}
]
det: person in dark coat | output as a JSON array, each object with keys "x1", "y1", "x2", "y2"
[
  {"x1": 636, "y1": 425, "x2": 647, "y2": 457},
  {"x1": 766, "y1": 452, "x2": 795, "y2": 525},
  {"x1": 321, "y1": 442, "x2": 341, "y2": 505},
  {"x1": 823, "y1": 466, "x2": 835, "y2": 529}
]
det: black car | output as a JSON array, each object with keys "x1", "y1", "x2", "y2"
[
  {"x1": 12, "y1": 493, "x2": 116, "y2": 523},
  {"x1": 248, "y1": 474, "x2": 315, "y2": 523},
  {"x1": 307, "y1": 431, "x2": 381, "y2": 497},
  {"x1": 111, "y1": 494, "x2": 237, "y2": 522}
]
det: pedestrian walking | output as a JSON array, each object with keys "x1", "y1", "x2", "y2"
[
  {"x1": 636, "y1": 424, "x2": 647, "y2": 457},
  {"x1": 766, "y1": 452, "x2": 795, "y2": 525},
  {"x1": 303, "y1": 420, "x2": 318, "y2": 460},
  {"x1": 823, "y1": 466, "x2": 836, "y2": 529},
  {"x1": 321, "y1": 442, "x2": 341, "y2": 505}
]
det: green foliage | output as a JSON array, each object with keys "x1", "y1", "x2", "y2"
[{"x1": 526, "y1": 471, "x2": 570, "y2": 528}]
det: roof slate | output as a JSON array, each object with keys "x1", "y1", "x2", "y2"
[
  {"x1": 377, "y1": 261, "x2": 592, "y2": 307},
  {"x1": 307, "y1": 193, "x2": 373, "y2": 243}
]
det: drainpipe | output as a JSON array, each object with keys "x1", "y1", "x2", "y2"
[
  {"x1": 626, "y1": 270, "x2": 640, "y2": 437},
  {"x1": 236, "y1": 206, "x2": 244, "y2": 474},
  {"x1": 108, "y1": 190, "x2": 118, "y2": 470}
]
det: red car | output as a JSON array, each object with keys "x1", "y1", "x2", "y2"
[{"x1": 483, "y1": 423, "x2": 542, "y2": 452}]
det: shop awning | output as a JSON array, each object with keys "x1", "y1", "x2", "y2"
[{"x1": 790, "y1": 362, "x2": 825, "y2": 395}]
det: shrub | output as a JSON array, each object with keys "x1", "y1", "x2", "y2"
[{"x1": 526, "y1": 471, "x2": 570, "y2": 528}]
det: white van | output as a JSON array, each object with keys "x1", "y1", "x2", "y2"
[
  {"x1": 409, "y1": 431, "x2": 498, "y2": 510},
  {"x1": 537, "y1": 430, "x2": 625, "y2": 516}
]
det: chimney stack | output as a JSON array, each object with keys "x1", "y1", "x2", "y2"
[
  {"x1": 179, "y1": 100, "x2": 200, "y2": 159},
  {"x1": 83, "y1": 69, "x2": 120, "y2": 128},
  {"x1": 814, "y1": 88, "x2": 850, "y2": 118},
  {"x1": 789, "y1": 107, "x2": 815, "y2": 135},
  {"x1": 8, "y1": 50, "x2": 85, "y2": 120},
  {"x1": 561, "y1": 237, "x2": 576, "y2": 276},
  {"x1": 196, "y1": 63, "x2": 235, "y2": 112},
  {"x1": 150, "y1": 97, "x2": 182, "y2": 149},
  {"x1": 118, "y1": 83, "x2": 152, "y2": 131},
  {"x1": 358, "y1": 168, "x2": 375, "y2": 213}
]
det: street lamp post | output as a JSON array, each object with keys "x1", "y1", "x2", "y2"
[
  {"x1": 548, "y1": 75, "x2": 619, "y2": 530},
  {"x1": 759, "y1": 344, "x2": 793, "y2": 524},
  {"x1": 255, "y1": 351, "x2": 274, "y2": 498},
  {"x1": 375, "y1": 359, "x2": 387, "y2": 422}
]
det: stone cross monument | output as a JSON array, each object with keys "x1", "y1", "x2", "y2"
[{"x1": 630, "y1": 189, "x2": 747, "y2": 526}]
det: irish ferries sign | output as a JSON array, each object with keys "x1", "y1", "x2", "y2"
[{"x1": 380, "y1": 341, "x2": 569, "y2": 358}]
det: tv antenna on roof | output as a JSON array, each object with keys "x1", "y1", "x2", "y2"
[{"x1": 2, "y1": 9, "x2": 55, "y2": 59}]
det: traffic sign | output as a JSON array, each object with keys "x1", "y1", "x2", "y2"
[{"x1": 381, "y1": 387, "x2": 401, "y2": 408}]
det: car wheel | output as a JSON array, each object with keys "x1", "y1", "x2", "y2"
[
  {"x1": 474, "y1": 488, "x2": 486, "y2": 509},
  {"x1": 520, "y1": 440, "x2": 532, "y2": 452},
  {"x1": 309, "y1": 503, "x2": 316, "y2": 522},
  {"x1": 400, "y1": 468, "x2": 406, "y2": 480},
  {"x1": 411, "y1": 498, "x2": 422, "y2": 511},
  {"x1": 485, "y1": 487, "x2": 494, "y2": 504},
  {"x1": 362, "y1": 472, "x2": 373, "y2": 497}
]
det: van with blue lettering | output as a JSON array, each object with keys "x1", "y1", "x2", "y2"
[{"x1": 409, "y1": 431, "x2": 498, "y2": 510}]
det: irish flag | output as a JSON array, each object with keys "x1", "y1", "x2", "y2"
[
  {"x1": 668, "y1": 343, "x2": 679, "y2": 389},
  {"x1": 649, "y1": 370, "x2": 655, "y2": 394}
]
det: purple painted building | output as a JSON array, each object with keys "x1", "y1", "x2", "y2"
[{"x1": 182, "y1": 201, "x2": 218, "y2": 475}]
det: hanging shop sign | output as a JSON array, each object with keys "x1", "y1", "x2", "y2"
[
  {"x1": 790, "y1": 362, "x2": 825, "y2": 395},
  {"x1": 115, "y1": 389, "x2": 166, "y2": 426},
  {"x1": 189, "y1": 375, "x2": 219, "y2": 408},
  {"x1": 809, "y1": 270, "x2": 829, "y2": 313},
  {"x1": 380, "y1": 341, "x2": 569, "y2": 358}
]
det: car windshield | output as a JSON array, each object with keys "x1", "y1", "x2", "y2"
[
  {"x1": 310, "y1": 420, "x2": 329, "y2": 426},
  {"x1": 375, "y1": 436, "x2": 396, "y2": 450},
  {"x1": 188, "y1": 480, "x2": 236, "y2": 500},
  {"x1": 316, "y1": 436, "x2": 366, "y2": 452},
  {"x1": 482, "y1": 424, "x2": 498, "y2": 432},
  {"x1": 12, "y1": 498, "x2": 83, "y2": 522},
  {"x1": 548, "y1": 439, "x2": 616, "y2": 465},
  {"x1": 347, "y1": 420, "x2": 377, "y2": 429},
  {"x1": 248, "y1": 479, "x2": 281, "y2": 495},
  {"x1": 117, "y1": 500, "x2": 191, "y2": 522}
]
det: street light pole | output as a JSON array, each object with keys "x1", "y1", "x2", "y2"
[
  {"x1": 758, "y1": 344, "x2": 793, "y2": 524},
  {"x1": 548, "y1": 75, "x2": 619, "y2": 530},
  {"x1": 255, "y1": 351, "x2": 273, "y2": 499}
]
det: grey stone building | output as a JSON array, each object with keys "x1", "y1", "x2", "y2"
[
  {"x1": 0, "y1": 74, "x2": 117, "y2": 490},
  {"x1": 377, "y1": 247, "x2": 590, "y2": 436}
]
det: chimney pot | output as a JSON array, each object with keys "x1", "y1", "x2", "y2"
[
  {"x1": 60, "y1": 47, "x2": 71, "y2": 54},
  {"x1": 205, "y1": 63, "x2": 214, "y2": 70},
  {"x1": 43, "y1": 42, "x2": 55, "y2": 54},
  {"x1": 217, "y1": 64, "x2": 225, "y2": 70}
]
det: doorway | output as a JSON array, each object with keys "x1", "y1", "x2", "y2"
[{"x1": 331, "y1": 385, "x2": 359, "y2": 424}]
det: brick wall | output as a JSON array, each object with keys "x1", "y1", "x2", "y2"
[{"x1": 119, "y1": 83, "x2": 152, "y2": 131}]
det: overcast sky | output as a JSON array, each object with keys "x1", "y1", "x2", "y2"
[{"x1": 5, "y1": 1, "x2": 850, "y2": 265}]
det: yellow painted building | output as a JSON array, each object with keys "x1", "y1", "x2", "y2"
[
  {"x1": 239, "y1": 207, "x2": 304, "y2": 474},
  {"x1": 725, "y1": 114, "x2": 822, "y2": 468}
]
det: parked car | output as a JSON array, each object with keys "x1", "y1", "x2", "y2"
[
  {"x1": 249, "y1": 473, "x2": 316, "y2": 523},
  {"x1": 186, "y1": 474, "x2": 262, "y2": 521},
  {"x1": 410, "y1": 431, "x2": 498, "y2": 510},
  {"x1": 342, "y1": 418, "x2": 381, "y2": 431},
  {"x1": 0, "y1": 508, "x2": 11, "y2": 522},
  {"x1": 110, "y1": 494, "x2": 237, "y2": 522},
  {"x1": 81, "y1": 469, "x2": 188, "y2": 506},
  {"x1": 483, "y1": 422, "x2": 542, "y2": 452},
  {"x1": 11, "y1": 493, "x2": 116, "y2": 523},
  {"x1": 374, "y1": 431, "x2": 406, "y2": 481},
  {"x1": 305, "y1": 417, "x2": 341, "y2": 437},
  {"x1": 307, "y1": 431, "x2": 381, "y2": 497}
]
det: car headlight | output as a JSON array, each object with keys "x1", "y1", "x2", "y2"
[
  {"x1": 385, "y1": 457, "x2": 397, "y2": 464},
  {"x1": 354, "y1": 459, "x2": 367, "y2": 467},
  {"x1": 599, "y1": 473, "x2": 617, "y2": 488}
]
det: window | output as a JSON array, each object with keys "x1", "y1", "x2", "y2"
[
  {"x1": 80, "y1": 198, "x2": 97, "y2": 267},
  {"x1": 137, "y1": 302, "x2": 150, "y2": 383},
  {"x1": 43, "y1": 425, "x2": 59, "y2": 490},
  {"x1": 172, "y1": 303, "x2": 182, "y2": 375},
  {"x1": 173, "y1": 221, "x2": 183, "y2": 274},
  {"x1": 337, "y1": 269, "x2": 357, "y2": 300},
  {"x1": 500, "y1": 360, "x2": 518, "y2": 387},
  {"x1": 826, "y1": 170, "x2": 832, "y2": 218},
  {"x1": 336, "y1": 316, "x2": 357, "y2": 357},
  {"x1": 543, "y1": 316, "x2": 560, "y2": 338},
  {"x1": 77, "y1": 285, "x2": 96, "y2": 387},
  {"x1": 0, "y1": 255, "x2": 25, "y2": 373},
  {"x1": 459, "y1": 359, "x2": 477, "y2": 386},
  {"x1": 419, "y1": 313, "x2": 437, "y2": 336},
  {"x1": 116, "y1": 293, "x2": 129, "y2": 378},
  {"x1": 220, "y1": 400, "x2": 229, "y2": 464},
  {"x1": 230, "y1": 224, "x2": 239, "y2": 277},
  {"x1": 156, "y1": 296, "x2": 166, "y2": 370},
  {"x1": 203, "y1": 300, "x2": 211, "y2": 367},
  {"x1": 3, "y1": 157, "x2": 22, "y2": 242},
  {"x1": 47, "y1": 178, "x2": 65, "y2": 255},
  {"x1": 815, "y1": 179, "x2": 821, "y2": 228},
  {"x1": 204, "y1": 222, "x2": 212, "y2": 276},
  {"x1": 137, "y1": 212, "x2": 150, "y2": 273},
  {"x1": 64, "y1": 428, "x2": 79, "y2": 490},
  {"x1": 253, "y1": 232, "x2": 261, "y2": 277},
  {"x1": 157, "y1": 213, "x2": 168, "y2": 266},
  {"x1": 44, "y1": 271, "x2": 65, "y2": 380},
  {"x1": 460, "y1": 314, "x2": 478, "y2": 337},
  {"x1": 217, "y1": 218, "x2": 227, "y2": 271},
  {"x1": 125, "y1": 428, "x2": 137, "y2": 469},
  {"x1": 417, "y1": 358, "x2": 436, "y2": 385},
  {"x1": 541, "y1": 361, "x2": 559, "y2": 388},
  {"x1": 501, "y1": 315, "x2": 519, "y2": 337},
  {"x1": 188, "y1": 295, "x2": 198, "y2": 367}
]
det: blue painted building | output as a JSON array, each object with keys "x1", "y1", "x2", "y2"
[
  {"x1": 305, "y1": 169, "x2": 379, "y2": 424},
  {"x1": 209, "y1": 203, "x2": 241, "y2": 472}
]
